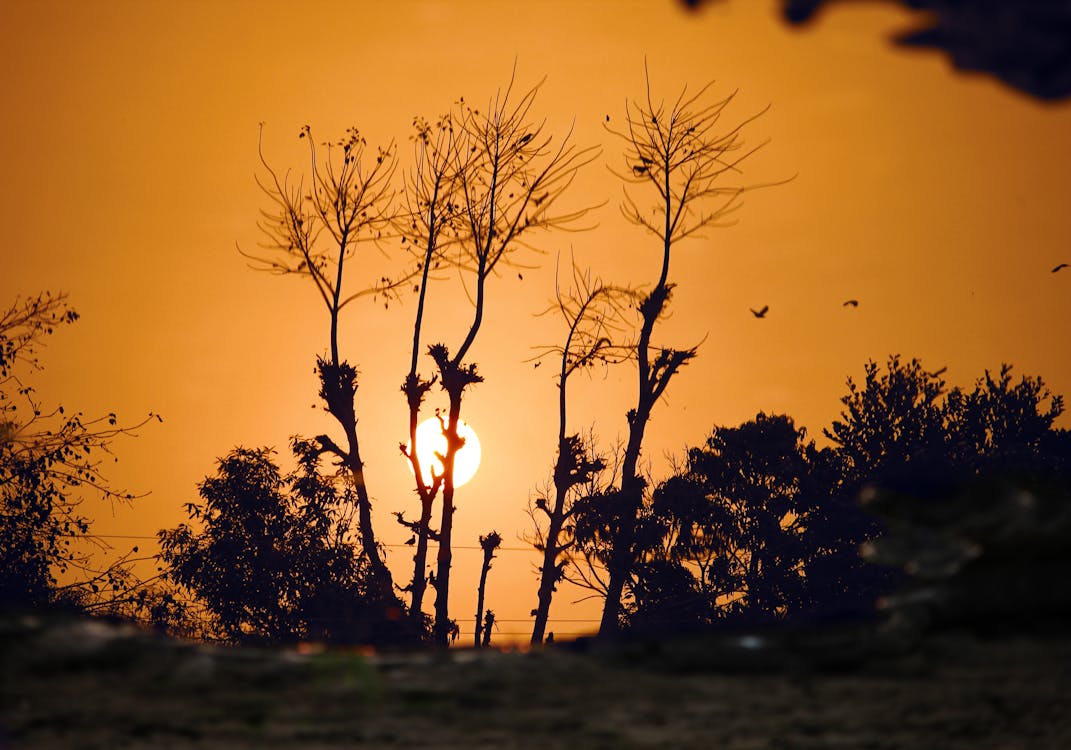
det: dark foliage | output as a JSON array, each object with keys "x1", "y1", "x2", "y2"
[
  {"x1": 629, "y1": 413, "x2": 886, "y2": 631},
  {"x1": 579, "y1": 355, "x2": 1069, "y2": 638},
  {"x1": 1, "y1": 293, "x2": 163, "y2": 619},
  {"x1": 158, "y1": 440, "x2": 421, "y2": 646}
]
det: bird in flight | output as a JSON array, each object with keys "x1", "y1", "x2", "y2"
[
  {"x1": 1053, "y1": 263, "x2": 1069, "y2": 273},
  {"x1": 843, "y1": 299, "x2": 859, "y2": 307},
  {"x1": 750, "y1": 305, "x2": 769, "y2": 318}
]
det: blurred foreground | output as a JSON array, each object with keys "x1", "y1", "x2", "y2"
[{"x1": 2, "y1": 610, "x2": 1069, "y2": 749}]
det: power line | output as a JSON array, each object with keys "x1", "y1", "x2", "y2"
[
  {"x1": 489, "y1": 619, "x2": 599, "y2": 623},
  {"x1": 78, "y1": 534, "x2": 540, "y2": 552},
  {"x1": 456, "y1": 632, "x2": 591, "y2": 636}
]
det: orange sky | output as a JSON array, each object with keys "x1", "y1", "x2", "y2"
[{"x1": 3, "y1": 0, "x2": 1069, "y2": 644}]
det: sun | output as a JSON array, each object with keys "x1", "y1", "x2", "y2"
[{"x1": 410, "y1": 417, "x2": 482, "y2": 487}]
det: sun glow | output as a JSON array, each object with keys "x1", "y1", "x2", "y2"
[{"x1": 410, "y1": 417, "x2": 482, "y2": 487}]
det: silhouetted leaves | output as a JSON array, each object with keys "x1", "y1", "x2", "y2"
[
  {"x1": 157, "y1": 441, "x2": 416, "y2": 646},
  {"x1": 1, "y1": 293, "x2": 159, "y2": 617},
  {"x1": 579, "y1": 356, "x2": 1069, "y2": 638}
]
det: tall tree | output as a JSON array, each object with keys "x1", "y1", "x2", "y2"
[
  {"x1": 1, "y1": 292, "x2": 159, "y2": 611},
  {"x1": 246, "y1": 124, "x2": 413, "y2": 601},
  {"x1": 396, "y1": 112, "x2": 464, "y2": 627},
  {"x1": 404, "y1": 72, "x2": 597, "y2": 645},
  {"x1": 598, "y1": 70, "x2": 778, "y2": 635},
  {"x1": 527, "y1": 263, "x2": 633, "y2": 644}
]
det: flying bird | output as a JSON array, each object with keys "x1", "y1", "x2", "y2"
[
  {"x1": 1053, "y1": 263, "x2": 1069, "y2": 273},
  {"x1": 750, "y1": 305, "x2": 769, "y2": 319},
  {"x1": 605, "y1": 114, "x2": 610, "y2": 122},
  {"x1": 843, "y1": 299, "x2": 859, "y2": 307}
]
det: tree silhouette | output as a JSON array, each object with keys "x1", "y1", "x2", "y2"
[
  {"x1": 395, "y1": 111, "x2": 464, "y2": 628},
  {"x1": 245, "y1": 124, "x2": 414, "y2": 603},
  {"x1": 597, "y1": 68, "x2": 780, "y2": 635},
  {"x1": 526, "y1": 262, "x2": 633, "y2": 644},
  {"x1": 820, "y1": 357, "x2": 1069, "y2": 624},
  {"x1": 826, "y1": 356, "x2": 1066, "y2": 499},
  {"x1": 158, "y1": 440, "x2": 405, "y2": 645},
  {"x1": 830, "y1": 360, "x2": 1071, "y2": 635},
  {"x1": 399, "y1": 71, "x2": 598, "y2": 645},
  {"x1": 646, "y1": 414, "x2": 818, "y2": 626},
  {"x1": 1, "y1": 292, "x2": 160, "y2": 612},
  {"x1": 568, "y1": 356, "x2": 1068, "y2": 637},
  {"x1": 944, "y1": 364, "x2": 1065, "y2": 478},
  {"x1": 824, "y1": 355, "x2": 949, "y2": 499},
  {"x1": 473, "y1": 530, "x2": 501, "y2": 647}
]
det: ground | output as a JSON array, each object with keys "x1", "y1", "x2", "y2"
[{"x1": 2, "y1": 614, "x2": 1069, "y2": 749}]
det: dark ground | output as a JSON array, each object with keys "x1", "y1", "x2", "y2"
[{"x1": 3, "y1": 614, "x2": 1069, "y2": 749}]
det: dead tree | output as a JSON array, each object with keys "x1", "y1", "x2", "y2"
[
  {"x1": 597, "y1": 69, "x2": 781, "y2": 636},
  {"x1": 417, "y1": 71, "x2": 598, "y2": 646},
  {"x1": 395, "y1": 113, "x2": 464, "y2": 627},
  {"x1": 473, "y1": 530, "x2": 501, "y2": 647},
  {"x1": 246, "y1": 124, "x2": 414, "y2": 600},
  {"x1": 527, "y1": 262, "x2": 634, "y2": 644}
]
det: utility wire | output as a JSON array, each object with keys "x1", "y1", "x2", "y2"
[{"x1": 79, "y1": 534, "x2": 539, "y2": 552}]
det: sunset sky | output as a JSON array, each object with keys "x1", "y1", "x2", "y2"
[{"x1": 3, "y1": 0, "x2": 1069, "y2": 643}]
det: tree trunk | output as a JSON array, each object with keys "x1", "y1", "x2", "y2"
[
  {"x1": 474, "y1": 544, "x2": 496, "y2": 648},
  {"x1": 407, "y1": 495, "x2": 434, "y2": 627},
  {"x1": 531, "y1": 497, "x2": 566, "y2": 644},
  {"x1": 432, "y1": 396, "x2": 464, "y2": 646}
]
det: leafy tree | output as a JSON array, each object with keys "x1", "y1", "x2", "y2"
[
  {"x1": 832, "y1": 360, "x2": 1071, "y2": 632},
  {"x1": 817, "y1": 357, "x2": 1068, "y2": 619},
  {"x1": 1, "y1": 292, "x2": 158, "y2": 612},
  {"x1": 158, "y1": 441, "x2": 408, "y2": 645},
  {"x1": 597, "y1": 69, "x2": 780, "y2": 635},
  {"x1": 666, "y1": 415, "x2": 816, "y2": 619},
  {"x1": 571, "y1": 357, "x2": 1067, "y2": 636},
  {"x1": 945, "y1": 363, "x2": 1065, "y2": 478},
  {"x1": 824, "y1": 355, "x2": 949, "y2": 497},
  {"x1": 622, "y1": 414, "x2": 823, "y2": 631},
  {"x1": 827, "y1": 356, "x2": 1066, "y2": 497}
]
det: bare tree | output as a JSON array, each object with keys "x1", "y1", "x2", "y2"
[
  {"x1": 526, "y1": 262, "x2": 634, "y2": 644},
  {"x1": 473, "y1": 530, "x2": 501, "y2": 647},
  {"x1": 395, "y1": 113, "x2": 464, "y2": 627},
  {"x1": 246, "y1": 124, "x2": 414, "y2": 600},
  {"x1": 1, "y1": 292, "x2": 161, "y2": 611},
  {"x1": 417, "y1": 72, "x2": 599, "y2": 646},
  {"x1": 597, "y1": 69, "x2": 782, "y2": 635}
]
